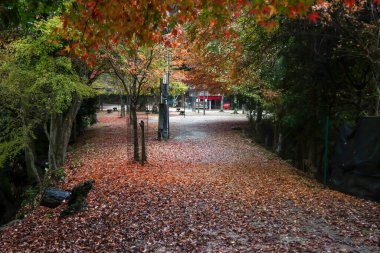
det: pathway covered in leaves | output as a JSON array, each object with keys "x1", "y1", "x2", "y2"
[{"x1": 1, "y1": 110, "x2": 379, "y2": 252}]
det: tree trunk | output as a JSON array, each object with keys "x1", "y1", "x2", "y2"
[
  {"x1": 256, "y1": 103, "x2": 263, "y2": 123},
  {"x1": 72, "y1": 118, "x2": 77, "y2": 143},
  {"x1": 24, "y1": 144, "x2": 41, "y2": 187},
  {"x1": 120, "y1": 94, "x2": 126, "y2": 118},
  {"x1": 21, "y1": 116, "x2": 41, "y2": 187},
  {"x1": 295, "y1": 139, "x2": 304, "y2": 170},
  {"x1": 308, "y1": 137, "x2": 318, "y2": 174},
  {"x1": 276, "y1": 132, "x2": 283, "y2": 155},
  {"x1": 43, "y1": 116, "x2": 58, "y2": 182},
  {"x1": 51, "y1": 94, "x2": 82, "y2": 167}
]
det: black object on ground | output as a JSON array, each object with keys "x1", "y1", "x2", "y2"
[
  {"x1": 40, "y1": 180, "x2": 95, "y2": 217},
  {"x1": 60, "y1": 180, "x2": 95, "y2": 218},
  {"x1": 40, "y1": 188, "x2": 71, "y2": 208}
]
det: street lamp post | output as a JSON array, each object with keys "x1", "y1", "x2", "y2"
[
  {"x1": 203, "y1": 90, "x2": 206, "y2": 115},
  {"x1": 183, "y1": 92, "x2": 186, "y2": 117}
]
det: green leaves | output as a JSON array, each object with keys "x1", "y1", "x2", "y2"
[
  {"x1": 0, "y1": 0, "x2": 66, "y2": 30},
  {"x1": 0, "y1": 16, "x2": 95, "y2": 170}
]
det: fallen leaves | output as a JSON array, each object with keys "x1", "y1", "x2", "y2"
[{"x1": 0, "y1": 111, "x2": 379, "y2": 252}]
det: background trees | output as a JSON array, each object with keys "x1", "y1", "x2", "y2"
[{"x1": 179, "y1": 1, "x2": 379, "y2": 178}]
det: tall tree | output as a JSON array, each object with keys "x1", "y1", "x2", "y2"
[{"x1": 108, "y1": 45, "x2": 163, "y2": 161}]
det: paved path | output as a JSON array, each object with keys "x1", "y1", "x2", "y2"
[{"x1": 1, "y1": 111, "x2": 379, "y2": 252}]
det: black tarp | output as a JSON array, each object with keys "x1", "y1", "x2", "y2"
[{"x1": 331, "y1": 117, "x2": 380, "y2": 200}]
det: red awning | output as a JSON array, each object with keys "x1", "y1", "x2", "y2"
[{"x1": 199, "y1": 96, "x2": 222, "y2": 101}]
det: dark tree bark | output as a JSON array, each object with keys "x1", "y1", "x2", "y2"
[{"x1": 256, "y1": 102, "x2": 263, "y2": 123}]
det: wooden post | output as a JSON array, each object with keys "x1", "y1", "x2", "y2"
[{"x1": 139, "y1": 120, "x2": 147, "y2": 165}]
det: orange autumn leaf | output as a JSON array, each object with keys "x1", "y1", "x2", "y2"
[
  {"x1": 308, "y1": 12, "x2": 320, "y2": 22},
  {"x1": 344, "y1": 0, "x2": 356, "y2": 8}
]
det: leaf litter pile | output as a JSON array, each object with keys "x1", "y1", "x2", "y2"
[{"x1": 1, "y1": 111, "x2": 379, "y2": 252}]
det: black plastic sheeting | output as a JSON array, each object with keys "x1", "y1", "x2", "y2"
[{"x1": 331, "y1": 117, "x2": 380, "y2": 200}]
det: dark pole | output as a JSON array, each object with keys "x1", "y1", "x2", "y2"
[
  {"x1": 140, "y1": 120, "x2": 146, "y2": 165},
  {"x1": 197, "y1": 92, "x2": 200, "y2": 114},
  {"x1": 220, "y1": 94, "x2": 224, "y2": 112},
  {"x1": 162, "y1": 47, "x2": 170, "y2": 139},
  {"x1": 183, "y1": 92, "x2": 186, "y2": 117},
  {"x1": 203, "y1": 90, "x2": 206, "y2": 115},
  {"x1": 233, "y1": 94, "x2": 238, "y2": 114}
]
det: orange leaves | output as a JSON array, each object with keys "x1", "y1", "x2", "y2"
[
  {"x1": 344, "y1": 0, "x2": 356, "y2": 8},
  {"x1": 61, "y1": 0, "x2": 323, "y2": 63},
  {"x1": 112, "y1": 37, "x2": 119, "y2": 45},
  {"x1": 86, "y1": 1, "x2": 97, "y2": 10},
  {"x1": 209, "y1": 18, "x2": 218, "y2": 27},
  {"x1": 171, "y1": 28, "x2": 178, "y2": 36},
  {"x1": 308, "y1": 12, "x2": 320, "y2": 22},
  {"x1": 224, "y1": 29, "x2": 231, "y2": 38},
  {"x1": 233, "y1": 11, "x2": 241, "y2": 18},
  {"x1": 59, "y1": 0, "x2": 371, "y2": 75},
  {"x1": 262, "y1": 5, "x2": 277, "y2": 17},
  {"x1": 131, "y1": 44, "x2": 138, "y2": 50},
  {"x1": 81, "y1": 51, "x2": 89, "y2": 61}
]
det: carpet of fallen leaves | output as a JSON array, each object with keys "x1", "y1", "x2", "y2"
[{"x1": 1, "y1": 110, "x2": 379, "y2": 252}]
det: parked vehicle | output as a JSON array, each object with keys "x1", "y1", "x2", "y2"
[{"x1": 223, "y1": 102, "x2": 231, "y2": 110}]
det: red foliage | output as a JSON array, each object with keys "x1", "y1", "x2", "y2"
[
  {"x1": 344, "y1": 0, "x2": 356, "y2": 8},
  {"x1": 308, "y1": 12, "x2": 320, "y2": 22}
]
